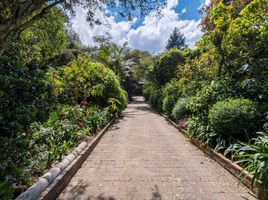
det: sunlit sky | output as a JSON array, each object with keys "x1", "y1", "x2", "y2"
[{"x1": 71, "y1": 0, "x2": 210, "y2": 53}]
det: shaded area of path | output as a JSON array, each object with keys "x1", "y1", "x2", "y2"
[{"x1": 58, "y1": 96, "x2": 256, "y2": 200}]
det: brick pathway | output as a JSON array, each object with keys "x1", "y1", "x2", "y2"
[{"x1": 58, "y1": 96, "x2": 256, "y2": 200}]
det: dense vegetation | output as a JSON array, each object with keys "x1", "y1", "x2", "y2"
[
  {"x1": 144, "y1": 0, "x2": 268, "y2": 196},
  {"x1": 0, "y1": 3, "x2": 153, "y2": 198}
]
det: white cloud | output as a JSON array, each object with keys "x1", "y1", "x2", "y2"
[
  {"x1": 126, "y1": 3, "x2": 203, "y2": 52},
  {"x1": 71, "y1": 7, "x2": 133, "y2": 46},
  {"x1": 167, "y1": 0, "x2": 179, "y2": 9},
  {"x1": 181, "y1": 8, "x2": 187, "y2": 14},
  {"x1": 71, "y1": 1, "x2": 203, "y2": 53}
]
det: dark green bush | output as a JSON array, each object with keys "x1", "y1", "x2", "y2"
[
  {"x1": 149, "y1": 90, "x2": 163, "y2": 110},
  {"x1": 152, "y1": 48, "x2": 184, "y2": 86},
  {"x1": 143, "y1": 82, "x2": 163, "y2": 110},
  {"x1": 172, "y1": 98, "x2": 190, "y2": 122},
  {"x1": 163, "y1": 95, "x2": 176, "y2": 117},
  {"x1": 209, "y1": 98, "x2": 258, "y2": 139},
  {"x1": 0, "y1": 56, "x2": 55, "y2": 134}
]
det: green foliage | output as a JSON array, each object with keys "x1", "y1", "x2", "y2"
[
  {"x1": 162, "y1": 79, "x2": 184, "y2": 97},
  {"x1": 31, "y1": 104, "x2": 108, "y2": 167},
  {"x1": 51, "y1": 54, "x2": 127, "y2": 110},
  {"x1": 0, "y1": 134, "x2": 33, "y2": 199},
  {"x1": 0, "y1": 104, "x2": 109, "y2": 199},
  {"x1": 209, "y1": 99, "x2": 258, "y2": 139},
  {"x1": 152, "y1": 48, "x2": 184, "y2": 86},
  {"x1": 149, "y1": 90, "x2": 163, "y2": 110},
  {"x1": 177, "y1": 52, "x2": 217, "y2": 85},
  {"x1": 5, "y1": 7, "x2": 68, "y2": 65},
  {"x1": 188, "y1": 79, "x2": 241, "y2": 115},
  {"x1": 162, "y1": 80, "x2": 185, "y2": 117},
  {"x1": 226, "y1": 117, "x2": 268, "y2": 197},
  {"x1": 143, "y1": 82, "x2": 163, "y2": 110},
  {"x1": 187, "y1": 115, "x2": 217, "y2": 147},
  {"x1": 172, "y1": 98, "x2": 190, "y2": 122},
  {"x1": 162, "y1": 95, "x2": 176, "y2": 117},
  {"x1": 223, "y1": 0, "x2": 268, "y2": 101},
  {"x1": 0, "y1": 56, "x2": 55, "y2": 134}
]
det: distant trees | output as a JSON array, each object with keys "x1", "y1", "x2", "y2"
[
  {"x1": 152, "y1": 49, "x2": 185, "y2": 86},
  {"x1": 166, "y1": 27, "x2": 187, "y2": 50}
]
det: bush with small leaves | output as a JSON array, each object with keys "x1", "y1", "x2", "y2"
[
  {"x1": 209, "y1": 98, "x2": 258, "y2": 140},
  {"x1": 172, "y1": 98, "x2": 190, "y2": 122}
]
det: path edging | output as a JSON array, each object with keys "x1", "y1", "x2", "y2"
[
  {"x1": 161, "y1": 114, "x2": 260, "y2": 197},
  {"x1": 16, "y1": 118, "x2": 115, "y2": 200}
]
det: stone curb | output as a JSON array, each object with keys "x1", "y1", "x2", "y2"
[
  {"x1": 161, "y1": 114, "x2": 260, "y2": 198},
  {"x1": 16, "y1": 118, "x2": 115, "y2": 200}
]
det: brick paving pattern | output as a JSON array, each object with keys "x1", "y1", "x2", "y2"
[{"x1": 58, "y1": 96, "x2": 256, "y2": 200}]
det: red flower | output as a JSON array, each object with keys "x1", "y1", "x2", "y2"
[
  {"x1": 82, "y1": 110, "x2": 89, "y2": 114},
  {"x1": 28, "y1": 131, "x2": 33, "y2": 137},
  {"x1": 81, "y1": 101, "x2": 89, "y2": 105}
]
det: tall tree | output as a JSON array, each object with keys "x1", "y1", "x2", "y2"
[
  {"x1": 0, "y1": 0, "x2": 163, "y2": 55},
  {"x1": 166, "y1": 27, "x2": 187, "y2": 50}
]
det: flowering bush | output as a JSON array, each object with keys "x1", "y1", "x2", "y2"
[{"x1": 51, "y1": 54, "x2": 127, "y2": 110}]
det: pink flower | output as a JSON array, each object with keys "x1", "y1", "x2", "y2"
[{"x1": 81, "y1": 101, "x2": 89, "y2": 105}]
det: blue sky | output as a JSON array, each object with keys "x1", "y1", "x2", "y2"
[{"x1": 71, "y1": 0, "x2": 209, "y2": 53}]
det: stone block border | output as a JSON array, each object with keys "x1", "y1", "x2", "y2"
[
  {"x1": 16, "y1": 118, "x2": 115, "y2": 200},
  {"x1": 161, "y1": 114, "x2": 261, "y2": 199}
]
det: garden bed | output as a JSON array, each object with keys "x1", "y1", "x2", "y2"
[{"x1": 16, "y1": 118, "x2": 115, "y2": 200}]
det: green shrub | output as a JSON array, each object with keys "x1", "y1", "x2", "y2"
[
  {"x1": 162, "y1": 79, "x2": 183, "y2": 97},
  {"x1": 172, "y1": 98, "x2": 190, "y2": 122},
  {"x1": 143, "y1": 82, "x2": 163, "y2": 110},
  {"x1": 226, "y1": 116, "x2": 268, "y2": 197},
  {"x1": 188, "y1": 79, "x2": 241, "y2": 115},
  {"x1": 149, "y1": 90, "x2": 163, "y2": 110},
  {"x1": 152, "y1": 49, "x2": 184, "y2": 86},
  {"x1": 187, "y1": 115, "x2": 216, "y2": 146},
  {"x1": 209, "y1": 98, "x2": 258, "y2": 139},
  {"x1": 30, "y1": 104, "x2": 108, "y2": 168},
  {"x1": 51, "y1": 54, "x2": 127, "y2": 109},
  {"x1": 163, "y1": 96, "x2": 176, "y2": 117},
  {"x1": 0, "y1": 56, "x2": 55, "y2": 134},
  {"x1": 143, "y1": 82, "x2": 157, "y2": 102}
]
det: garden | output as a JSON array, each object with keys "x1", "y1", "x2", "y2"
[{"x1": 0, "y1": 0, "x2": 267, "y2": 199}]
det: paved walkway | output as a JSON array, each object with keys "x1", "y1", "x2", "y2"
[{"x1": 58, "y1": 97, "x2": 256, "y2": 200}]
